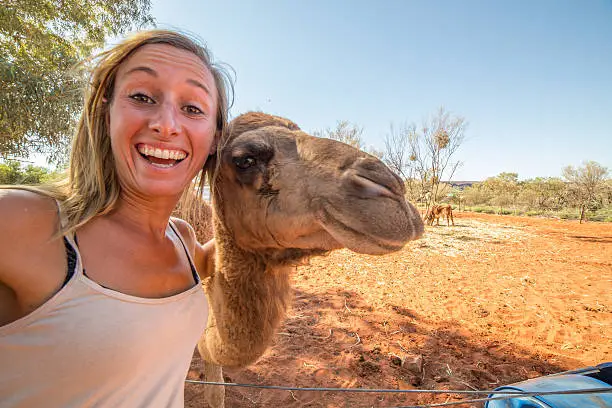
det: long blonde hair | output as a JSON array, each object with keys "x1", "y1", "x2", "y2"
[{"x1": 3, "y1": 29, "x2": 234, "y2": 234}]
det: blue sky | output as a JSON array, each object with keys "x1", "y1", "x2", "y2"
[{"x1": 143, "y1": 0, "x2": 610, "y2": 180}]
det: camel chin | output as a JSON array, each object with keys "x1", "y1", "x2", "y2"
[
  {"x1": 316, "y1": 212, "x2": 415, "y2": 255},
  {"x1": 314, "y1": 199, "x2": 424, "y2": 255}
]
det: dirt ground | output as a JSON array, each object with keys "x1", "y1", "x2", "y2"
[{"x1": 185, "y1": 212, "x2": 612, "y2": 407}]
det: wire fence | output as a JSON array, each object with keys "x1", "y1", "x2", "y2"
[{"x1": 186, "y1": 379, "x2": 612, "y2": 407}]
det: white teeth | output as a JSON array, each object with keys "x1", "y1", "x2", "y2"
[
  {"x1": 150, "y1": 162, "x2": 174, "y2": 168},
  {"x1": 137, "y1": 145, "x2": 187, "y2": 161}
]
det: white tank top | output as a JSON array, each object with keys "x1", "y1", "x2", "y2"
[{"x1": 0, "y1": 222, "x2": 208, "y2": 407}]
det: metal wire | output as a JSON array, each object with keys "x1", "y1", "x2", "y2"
[
  {"x1": 186, "y1": 379, "x2": 612, "y2": 407},
  {"x1": 392, "y1": 388, "x2": 612, "y2": 407},
  {"x1": 186, "y1": 379, "x2": 612, "y2": 405}
]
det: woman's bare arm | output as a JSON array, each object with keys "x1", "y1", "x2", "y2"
[{"x1": 0, "y1": 189, "x2": 66, "y2": 326}]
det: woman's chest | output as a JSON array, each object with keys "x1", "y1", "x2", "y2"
[{"x1": 77, "y1": 228, "x2": 197, "y2": 299}]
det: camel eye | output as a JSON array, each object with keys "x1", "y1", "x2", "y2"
[{"x1": 233, "y1": 156, "x2": 257, "y2": 170}]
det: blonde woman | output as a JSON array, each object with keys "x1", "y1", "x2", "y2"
[{"x1": 0, "y1": 30, "x2": 230, "y2": 407}]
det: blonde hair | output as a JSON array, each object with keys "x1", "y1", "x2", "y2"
[{"x1": 4, "y1": 29, "x2": 234, "y2": 234}]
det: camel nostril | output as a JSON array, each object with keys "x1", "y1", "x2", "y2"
[{"x1": 352, "y1": 174, "x2": 397, "y2": 199}]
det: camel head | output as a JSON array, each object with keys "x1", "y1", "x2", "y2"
[{"x1": 209, "y1": 112, "x2": 423, "y2": 260}]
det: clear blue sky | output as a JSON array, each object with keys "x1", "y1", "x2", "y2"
[{"x1": 144, "y1": 0, "x2": 611, "y2": 180}]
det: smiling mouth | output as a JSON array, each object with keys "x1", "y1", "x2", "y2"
[{"x1": 136, "y1": 144, "x2": 187, "y2": 168}]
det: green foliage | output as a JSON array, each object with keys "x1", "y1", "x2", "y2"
[
  {"x1": 0, "y1": 160, "x2": 61, "y2": 185},
  {"x1": 562, "y1": 161, "x2": 609, "y2": 222},
  {"x1": 519, "y1": 177, "x2": 566, "y2": 210},
  {"x1": 1, "y1": 0, "x2": 154, "y2": 162},
  {"x1": 461, "y1": 165, "x2": 612, "y2": 222},
  {"x1": 525, "y1": 210, "x2": 545, "y2": 217},
  {"x1": 468, "y1": 206, "x2": 496, "y2": 214}
]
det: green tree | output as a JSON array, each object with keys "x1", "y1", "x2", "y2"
[
  {"x1": 481, "y1": 172, "x2": 519, "y2": 214},
  {"x1": 1, "y1": 0, "x2": 154, "y2": 162},
  {"x1": 461, "y1": 183, "x2": 490, "y2": 207},
  {"x1": 0, "y1": 160, "x2": 60, "y2": 184},
  {"x1": 562, "y1": 161, "x2": 609, "y2": 223},
  {"x1": 518, "y1": 177, "x2": 566, "y2": 210}
]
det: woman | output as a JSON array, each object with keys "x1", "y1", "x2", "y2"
[{"x1": 0, "y1": 30, "x2": 231, "y2": 407}]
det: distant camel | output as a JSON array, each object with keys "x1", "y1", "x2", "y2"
[
  {"x1": 426, "y1": 204, "x2": 455, "y2": 226},
  {"x1": 181, "y1": 112, "x2": 424, "y2": 408}
]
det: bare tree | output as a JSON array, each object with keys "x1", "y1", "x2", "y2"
[
  {"x1": 383, "y1": 122, "x2": 423, "y2": 201},
  {"x1": 313, "y1": 120, "x2": 363, "y2": 149},
  {"x1": 384, "y1": 107, "x2": 466, "y2": 214},
  {"x1": 314, "y1": 120, "x2": 387, "y2": 160},
  {"x1": 562, "y1": 161, "x2": 609, "y2": 223}
]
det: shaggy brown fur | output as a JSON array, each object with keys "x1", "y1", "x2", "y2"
[
  {"x1": 185, "y1": 112, "x2": 424, "y2": 408},
  {"x1": 426, "y1": 204, "x2": 455, "y2": 226}
]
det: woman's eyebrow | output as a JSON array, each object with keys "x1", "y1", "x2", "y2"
[
  {"x1": 124, "y1": 66, "x2": 211, "y2": 97},
  {"x1": 126, "y1": 66, "x2": 157, "y2": 77},
  {"x1": 187, "y1": 79, "x2": 211, "y2": 97}
]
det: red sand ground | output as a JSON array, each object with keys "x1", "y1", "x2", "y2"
[{"x1": 185, "y1": 212, "x2": 612, "y2": 407}]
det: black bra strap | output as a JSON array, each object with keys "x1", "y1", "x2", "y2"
[
  {"x1": 168, "y1": 222, "x2": 200, "y2": 283},
  {"x1": 62, "y1": 237, "x2": 78, "y2": 287}
]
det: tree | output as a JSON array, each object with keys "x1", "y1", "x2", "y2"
[
  {"x1": 313, "y1": 120, "x2": 385, "y2": 160},
  {"x1": 1, "y1": 0, "x2": 154, "y2": 162},
  {"x1": 518, "y1": 177, "x2": 566, "y2": 210},
  {"x1": 383, "y1": 107, "x2": 466, "y2": 212},
  {"x1": 562, "y1": 161, "x2": 609, "y2": 223},
  {"x1": 314, "y1": 120, "x2": 364, "y2": 149},
  {"x1": 0, "y1": 160, "x2": 61, "y2": 184},
  {"x1": 481, "y1": 172, "x2": 519, "y2": 214},
  {"x1": 383, "y1": 122, "x2": 423, "y2": 202}
]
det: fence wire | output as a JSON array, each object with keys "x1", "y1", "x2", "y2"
[{"x1": 186, "y1": 379, "x2": 612, "y2": 407}]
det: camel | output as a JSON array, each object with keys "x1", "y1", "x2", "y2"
[
  {"x1": 425, "y1": 204, "x2": 455, "y2": 226},
  {"x1": 184, "y1": 112, "x2": 424, "y2": 408}
]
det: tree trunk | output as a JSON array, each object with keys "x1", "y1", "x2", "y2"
[{"x1": 579, "y1": 205, "x2": 586, "y2": 224}]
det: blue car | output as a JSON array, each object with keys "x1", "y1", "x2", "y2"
[{"x1": 484, "y1": 362, "x2": 612, "y2": 408}]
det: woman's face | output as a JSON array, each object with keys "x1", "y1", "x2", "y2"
[{"x1": 108, "y1": 43, "x2": 218, "y2": 201}]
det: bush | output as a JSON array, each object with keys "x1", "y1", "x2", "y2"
[
  {"x1": 525, "y1": 210, "x2": 545, "y2": 217},
  {"x1": 470, "y1": 206, "x2": 496, "y2": 214},
  {"x1": 0, "y1": 161, "x2": 61, "y2": 185}
]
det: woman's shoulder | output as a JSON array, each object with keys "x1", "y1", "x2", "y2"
[
  {"x1": 170, "y1": 216, "x2": 198, "y2": 252},
  {"x1": 0, "y1": 188, "x2": 59, "y2": 224},
  {"x1": 0, "y1": 188, "x2": 60, "y2": 240},
  {"x1": 170, "y1": 216, "x2": 214, "y2": 279},
  {"x1": 0, "y1": 189, "x2": 68, "y2": 324}
]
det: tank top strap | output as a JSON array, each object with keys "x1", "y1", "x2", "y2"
[
  {"x1": 168, "y1": 220, "x2": 201, "y2": 284},
  {"x1": 53, "y1": 199, "x2": 83, "y2": 281},
  {"x1": 54, "y1": 199, "x2": 71, "y2": 231}
]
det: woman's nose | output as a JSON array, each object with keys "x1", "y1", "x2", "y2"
[{"x1": 149, "y1": 103, "x2": 180, "y2": 137}]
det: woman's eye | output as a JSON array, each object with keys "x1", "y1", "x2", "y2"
[
  {"x1": 183, "y1": 105, "x2": 204, "y2": 115},
  {"x1": 130, "y1": 93, "x2": 155, "y2": 104}
]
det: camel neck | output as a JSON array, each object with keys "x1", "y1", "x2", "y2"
[{"x1": 203, "y1": 220, "x2": 294, "y2": 367}]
